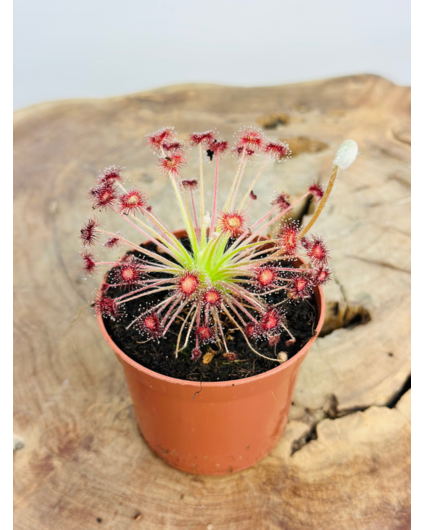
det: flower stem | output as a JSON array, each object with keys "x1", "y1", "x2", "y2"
[
  {"x1": 128, "y1": 213, "x2": 184, "y2": 258},
  {"x1": 176, "y1": 308, "x2": 197, "y2": 355},
  {"x1": 300, "y1": 165, "x2": 339, "y2": 237},
  {"x1": 116, "y1": 286, "x2": 174, "y2": 305},
  {"x1": 229, "y1": 157, "x2": 248, "y2": 211},
  {"x1": 237, "y1": 156, "x2": 268, "y2": 211},
  {"x1": 221, "y1": 305, "x2": 280, "y2": 362},
  {"x1": 223, "y1": 151, "x2": 245, "y2": 212},
  {"x1": 95, "y1": 228, "x2": 180, "y2": 269},
  {"x1": 199, "y1": 144, "x2": 205, "y2": 228},
  {"x1": 144, "y1": 209, "x2": 192, "y2": 263},
  {"x1": 175, "y1": 305, "x2": 196, "y2": 357},
  {"x1": 114, "y1": 207, "x2": 173, "y2": 257},
  {"x1": 189, "y1": 189, "x2": 200, "y2": 241},
  {"x1": 210, "y1": 153, "x2": 220, "y2": 233},
  {"x1": 213, "y1": 308, "x2": 229, "y2": 353},
  {"x1": 115, "y1": 278, "x2": 174, "y2": 301},
  {"x1": 169, "y1": 174, "x2": 198, "y2": 252},
  {"x1": 249, "y1": 193, "x2": 309, "y2": 241},
  {"x1": 226, "y1": 192, "x2": 309, "y2": 258},
  {"x1": 162, "y1": 300, "x2": 187, "y2": 336},
  {"x1": 94, "y1": 261, "x2": 118, "y2": 266}
]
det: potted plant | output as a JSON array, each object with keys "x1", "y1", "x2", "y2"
[{"x1": 80, "y1": 127, "x2": 358, "y2": 475}]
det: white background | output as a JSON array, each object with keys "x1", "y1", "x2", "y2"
[{"x1": 14, "y1": 0, "x2": 410, "y2": 110}]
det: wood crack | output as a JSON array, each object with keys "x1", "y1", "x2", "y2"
[
  {"x1": 290, "y1": 373, "x2": 411, "y2": 456},
  {"x1": 346, "y1": 254, "x2": 411, "y2": 274}
]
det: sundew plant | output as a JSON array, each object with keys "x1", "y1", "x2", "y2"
[{"x1": 80, "y1": 128, "x2": 358, "y2": 362}]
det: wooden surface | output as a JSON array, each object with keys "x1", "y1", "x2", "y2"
[{"x1": 14, "y1": 74, "x2": 411, "y2": 529}]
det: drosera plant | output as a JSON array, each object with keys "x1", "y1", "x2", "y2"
[{"x1": 80, "y1": 128, "x2": 358, "y2": 363}]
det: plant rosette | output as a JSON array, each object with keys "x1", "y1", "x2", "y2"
[{"x1": 80, "y1": 128, "x2": 357, "y2": 475}]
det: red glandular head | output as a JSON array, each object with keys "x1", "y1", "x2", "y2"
[
  {"x1": 113, "y1": 259, "x2": 142, "y2": 286},
  {"x1": 158, "y1": 153, "x2": 187, "y2": 178},
  {"x1": 145, "y1": 127, "x2": 175, "y2": 153},
  {"x1": 162, "y1": 141, "x2": 185, "y2": 153},
  {"x1": 137, "y1": 312, "x2": 163, "y2": 338},
  {"x1": 313, "y1": 265, "x2": 332, "y2": 286},
  {"x1": 203, "y1": 289, "x2": 222, "y2": 307},
  {"x1": 178, "y1": 272, "x2": 200, "y2": 298},
  {"x1": 233, "y1": 146, "x2": 256, "y2": 159},
  {"x1": 94, "y1": 295, "x2": 122, "y2": 320},
  {"x1": 81, "y1": 252, "x2": 97, "y2": 274},
  {"x1": 235, "y1": 127, "x2": 265, "y2": 152},
  {"x1": 307, "y1": 236, "x2": 329, "y2": 265},
  {"x1": 189, "y1": 130, "x2": 216, "y2": 147},
  {"x1": 98, "y1": 166, "x2": 124, "y2": 184},
  {"x1": 309, "y1": 183, "x2": 324, "y2": 200},
  {"x1": 104, "y1": 236, "x2": 120, "y2": 249},
  {"x1": 256, "y1": 265, "x2": 278, "y2": 290},
  {"x1": 196, "y1": 326, "x2": 214, "y2": 344},
  {"x1": 181, "y1": 179, "x2": 198, "y2": 190},
  {"x1": 191, "y1": 348, "x2": 202, "y2": 361},
  {"x1": 268, "y1": 335, "x2": 281, "y2": 347},
  {"x1": 244, "y1": 321, "x2": 260, "y2": 339},
  {"x1": 119, "y1": 189, "x2": 148, "y2": 215},
  {"x1": 278, "y1": 220, "x2": 300, "y2": 256},
  {"x1": 260, "y1": 307, "x2": 284, "y2": 335},
  {"x1": 80, "y1": 217, "x2": 99, "y2": 247},
  {"x1": 208, "y1": 139, "x2": 229, "y2": 155},
  {"x1": 289, "y1": 275, "x2": 312, "y2": 299},
  {"x1": 263, "y1": 140, "x2": 290, "y2": 161},
  {"x1": 90, "y1": 182, "x2": 118, "y2": 210},
  {"x1": 300, "y1": 236, "x2": 312, "y2": 250},
  {"x1": 272, "y1": 192, "x2": 291, "y2": 211},
  {"x1": 219, "y1": 211, "x2": 246, "y2": 237}
]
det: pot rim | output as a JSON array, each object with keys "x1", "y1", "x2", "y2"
[{"x1": 97, "y1": 231, "x2": 325, "y2": 388}]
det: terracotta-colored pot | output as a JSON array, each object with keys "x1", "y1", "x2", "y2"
[{"x1": 97, "y1": 230, "x2": 325, "y2": 475}]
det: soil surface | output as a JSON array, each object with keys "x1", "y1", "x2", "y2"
[{"x1": 103, "y1": 239, "x2": 318, "y2": 382}]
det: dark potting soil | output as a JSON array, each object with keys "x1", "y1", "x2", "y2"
[{"x1": 103, "y1": 239, "x2": 318, "y2": 382}]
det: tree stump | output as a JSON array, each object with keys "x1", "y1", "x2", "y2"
[{"x1": 14, "y1": 74, "x2": 411, "y2": 529}]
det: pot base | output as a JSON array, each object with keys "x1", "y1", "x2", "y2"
[
  {"x1": 115, "y1": 341, "x2": 310, "y2": 476},
  {"x1": 145, "y1": 432, "x2": 282, "y2": 476}
]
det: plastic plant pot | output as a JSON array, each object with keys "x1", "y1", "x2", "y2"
[{"x1": 97, "y1": 230, "x2": 325, "y2": 475}]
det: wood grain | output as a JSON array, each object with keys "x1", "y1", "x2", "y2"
[{"x1": 14, "y1": 74, "x2": 411, "y2": 529}]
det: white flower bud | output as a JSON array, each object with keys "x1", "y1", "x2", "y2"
[
  {"x1": 203, "y1": 211, "x2": 211, "y2": 226},
  {"x1": 333, "y1": 140, "x2": 358, "y2": 169},
  {"x1": 277, "y1": 351, "x2": 288, "y2": 363}
]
